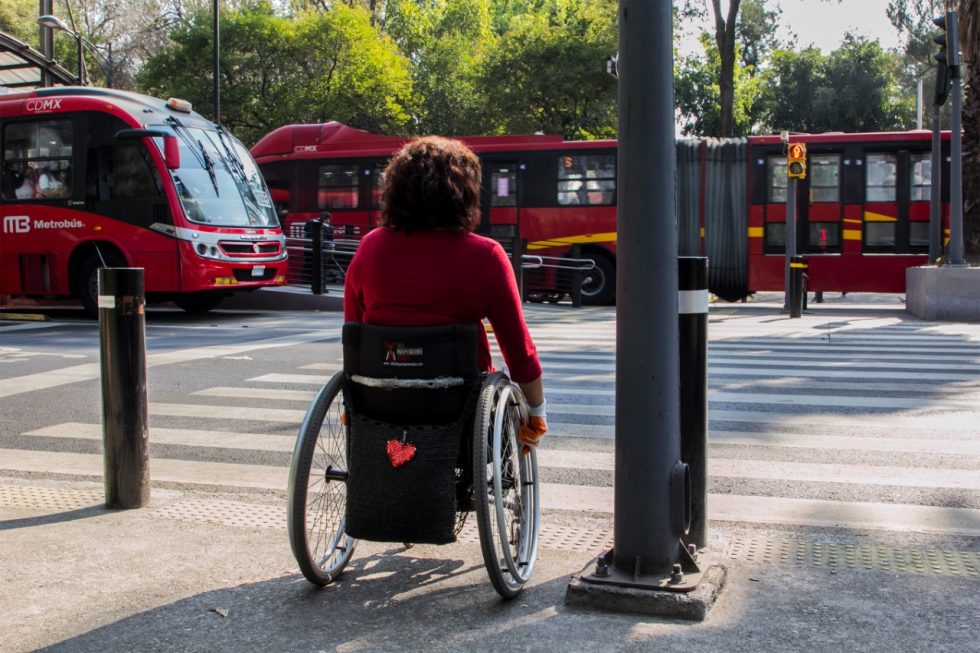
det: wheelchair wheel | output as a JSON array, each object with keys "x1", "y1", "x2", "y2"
[
  {"x1": 473, "y1": 373, "x2": 540, "y2": 599},
  {"x1": 287, "y1": 372, "x2": 357, "y2": 585}
]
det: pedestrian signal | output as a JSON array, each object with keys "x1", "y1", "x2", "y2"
[{"x1": 787, "y1": 143, "x2": 806, "y2": 179}]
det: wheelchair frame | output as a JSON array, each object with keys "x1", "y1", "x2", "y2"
[{"x1": 286, "y1": 369, "x2": 541, "y2": 599}]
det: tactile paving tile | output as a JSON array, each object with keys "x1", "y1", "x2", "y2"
[
  {"x1": 725, "y1": 536, "x2": 980, "y2": 578},
  {"x1": 154, "y1": 497, "x2": 287, "y2": 530},
  {"x1": 5, "y1": 484, "x2": 978, "y2": 578},
  {"x1": 0, "y1": 484, "x2": 103, "y2": 511}
]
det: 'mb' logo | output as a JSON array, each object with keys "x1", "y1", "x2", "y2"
[{"x1": 3, "y1": 216, "x2": 30, "y2": 234}]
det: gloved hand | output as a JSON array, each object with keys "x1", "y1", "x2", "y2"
[{"x1": 519, "y1": 399, "x2": 548, "y2": 453}]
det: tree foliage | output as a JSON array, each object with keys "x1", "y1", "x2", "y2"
[
  {"x1": 136, "y1": 2, "x2": 413, "y2": 145},
  {"x1": 479, "y1": 0, "x2": 618, "y2": 139},
  {"x1": 756, "y1": 35, "x2": 911, "y2": 133}
]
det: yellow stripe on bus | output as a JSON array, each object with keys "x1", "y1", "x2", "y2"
[
  {"x1": 526, "y1": 232, "x2": 617, "y2": 250},
  {"x1": 843, "y1": 229, "x2": 862, "y2": 240},
  {"x1": 748, "y1": 227, "x2": 764, "y2": 238},
  {"x1": 843, "y1": 218, "x2": 862, "y2": 225},
  {"x1": 864, "y1": 211, "x2": 896, "y2": 222}
]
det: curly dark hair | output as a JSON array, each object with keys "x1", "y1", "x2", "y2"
[{"x1": 379, "y1": 136, "x2": 482, "y2": 232}]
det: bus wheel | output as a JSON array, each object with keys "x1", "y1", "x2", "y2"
[
  {"x1": 174, "y1": 292, "x2": 225, "y2": 314},
  {"x1": 77, "y1": 254, "x2": 121, "y2": 318},
  {"x1": 580, "y1": 253, "x2": 615, "y2": 305}
]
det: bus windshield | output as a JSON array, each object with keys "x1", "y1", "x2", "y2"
[{"x1": 160, "y1": 122, "x2": 278, "y2": 228}]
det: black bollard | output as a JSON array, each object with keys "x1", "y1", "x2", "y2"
[
  {"x1": 99, "y1": 268, "x2": 150, "y2": 509},
  {"x1": 678, "y1": 257, "x2": 708, "y2": 550},
  {"x1": 789, "y1": 256, "x2": 807, "y2": 318},
  {"x1": 308, "y1": 220, "x2": 324, "y2": 295},
  {"x1": 570, "y1": 244, "x2": 583, "y2": 308}
]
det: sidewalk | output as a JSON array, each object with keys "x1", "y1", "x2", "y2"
[{"x1": 3, "y1": 475, "x2": 977, "y2": 652}]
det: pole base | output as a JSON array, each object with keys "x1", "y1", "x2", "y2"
[{"x1": 566, "y1": 552, "x2": 727, "y2": 621}]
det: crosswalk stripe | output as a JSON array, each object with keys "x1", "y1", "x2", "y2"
[
  {"x1": 25, "y1": 423, "x2": 296, "y2": 452},
  {"x1": 538, "y1": 359, "x2": 980, "y2": 373},
  {"x1": 249, "y1": 373, "x2": 329, "y2": 385},
  {"x1": 193, "y1": 387, "x2": 316, "y2": 402},
  {"x1": 5, "y1": 451, "x2": 979, "y2": 536},
  {"x1": 26, "y1": 421, "x2": 980, "y2": 458},
  {"x1": 0, "y1": 329, "x2": 339, "y2": 399},
  {"x1": 152, "y1": 402, "x2": 307, "y2": 422}
]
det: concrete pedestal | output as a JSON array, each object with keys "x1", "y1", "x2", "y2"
[{"x1": 906, "y1": 266, "x2": 980, "y2": 322}]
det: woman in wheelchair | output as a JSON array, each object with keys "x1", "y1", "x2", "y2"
[
  {"x1": 344, "y1": 135, "x2": 547, "y2": 447},
  {"x1": 288, "y1": 136, "x2": 547, "y2": 598}
]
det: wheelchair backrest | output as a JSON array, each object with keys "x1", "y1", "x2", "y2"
[{"x1": 342, "y1": 322, "x2": 481, "y2": 425}]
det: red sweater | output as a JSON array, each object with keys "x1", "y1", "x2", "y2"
[{"x1": 343, "y1": 228, "x2": 542, "y2": 384}]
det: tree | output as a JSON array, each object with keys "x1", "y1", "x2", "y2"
[
  {"x1": 383, "y1": 0, "x2": 495, "y2": 135},
  {"x1": 479, "y1": 0, "x2": 618, "y2": 139},
  {"x1": 679, "y1": 0, "x2": 782, "y2": 136},
  {"x1": 136, "y1": 3, "x2": 414, "y2": 145},
  {"x1": 674, "y1": 33, "x2": 764, "y2": 136}
]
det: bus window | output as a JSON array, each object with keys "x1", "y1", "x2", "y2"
[
  {"x1": 865, "y1": 153, "x2": 896, "y2": 201},
  {"x1": 765, "y1": 222, "x2": 786, "y2": 248},
  {"x1": 909, "y1": 221, "x2": 930, "y2": 248},
  {"x1": 557, "y1": 154, "x2": 615, "y2": 205},
  {"x1": 491, "y1": 165, "x2": 516, "y2": 206},
  {"x1": 865, "y1": 222, "x2": 895, "y2": 247},
  {"x1": 808, "y1": 222, "x2": 840, "y2": 251},
  {"x1": 767, "y1": 156, "x2": 787, "y2": 203},
  {"x1": 3, "y1": 119, "x2": 73, "y2": 200},
  {"x1": 909, "y1": 153, "x2": 931, "y2": 201},
  {"x1": 317, "y1": 163, "x2": 359, "y2": 209},
  {"x1": 111, "y1": 144, "x2": 164, "y2": 199},
  {"x1": 809, "y1": 155, "x2": 840, "y2": 202}
]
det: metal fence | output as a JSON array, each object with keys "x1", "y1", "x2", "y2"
[{"x1": 286, "y1": 221, "x2": 593, "y2": 307}]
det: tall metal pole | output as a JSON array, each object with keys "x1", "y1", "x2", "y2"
[
  {"x1": 39, "y1": 0, "x2": 54, "y2": 87},
  {"x1": 613, "y1": 0, "x2": 685, "y2": 576},
  {"x1": 929, "y1": 103, "x2": 942, "y2": 263},
  {"x1": 948, "y1": 58, "x2": 963, "y2": 265},
  {"x1": 784, "y1": 178, "x2": 797, "y2": 309},
  {"x1": 213, "y1": 0, "x2": 221, "y2": 124}
]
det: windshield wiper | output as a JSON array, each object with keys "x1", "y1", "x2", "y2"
[
  {"x1": 216, "y1": 126, "x2": 249, "y2": 184},
  {"x1": 166, "y1": 116, "x2": 220, "y2": 195},
  {"x1": 198, "y1": 139, "x2": 220, "y2": 196}
]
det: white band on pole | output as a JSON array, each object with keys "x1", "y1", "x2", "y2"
[{"x1": 678, "y1": 289, "x2": 708, "y2": 315}]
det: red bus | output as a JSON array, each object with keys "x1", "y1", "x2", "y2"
[
  {"x1": 251, "y1": 123, "x2": 950, "y2": 303},
  {"x1": 1, "y1": 87, "x2": 287, "y2": 315},
  {"x1": 252, "y1": 122, "x2": 618, "y2": 303}
]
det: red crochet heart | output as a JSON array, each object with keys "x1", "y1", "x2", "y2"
[{"x1": 386, "y1": 438, "x2": 416, "y2": 468}]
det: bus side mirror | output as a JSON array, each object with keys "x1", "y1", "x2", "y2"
[
  {"x1": 163, "y1": 136, "x2": 180, "y2": 170},
  {"x1": 114, "y1": 129, "x2": 180, "y2": 170}
]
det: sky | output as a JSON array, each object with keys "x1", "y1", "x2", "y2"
[{"x1": 679, "y1": 0, "x2": 904, "y2": 55}]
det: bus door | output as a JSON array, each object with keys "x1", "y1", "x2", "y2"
[
  {"x1": 802, "y1": 153, "x2": 843, "y2": 259},
  {"x1": 480, "y1": 159, "x2": 520, "y2": 243},
  {"x1": 863, "y1": 152, "x2": 900, "y2": 253},
  {"x1": 904, "y1": 150, "x2": 933, "y2": 255}
]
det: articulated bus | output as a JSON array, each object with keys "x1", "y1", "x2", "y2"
[
  {"x1": 251, "y1": 122, "x2": 950, "y2": 303},
  {"x1": 1, "y1": 87, "x2": 287, "y2": 315}
]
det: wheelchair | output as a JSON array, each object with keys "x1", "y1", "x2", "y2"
[{"x1": 287, "y1": 323, "x2": 541, "y2": 599}]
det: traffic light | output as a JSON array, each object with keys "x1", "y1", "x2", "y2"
[
  {"x1": 787, "y1": 142, "x2": 806, "y2": 180},
  {"x1": 933, "y1": 12, "x2": 960, "y2": 68},
  {"x1": 932, "y1": 11, "x2": 959, "y2": 106}
]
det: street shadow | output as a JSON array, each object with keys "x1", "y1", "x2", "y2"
[
  {"x1": 0, "y1": 503, "x2": 108, "y2": 530},
  {"x1": 33, "y1": 550, "x2": 587, "y2": 653}
]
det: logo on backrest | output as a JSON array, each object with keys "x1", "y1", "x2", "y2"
[{"x1": 383, "y1": 341, "x2": 423, "y2": 367}]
